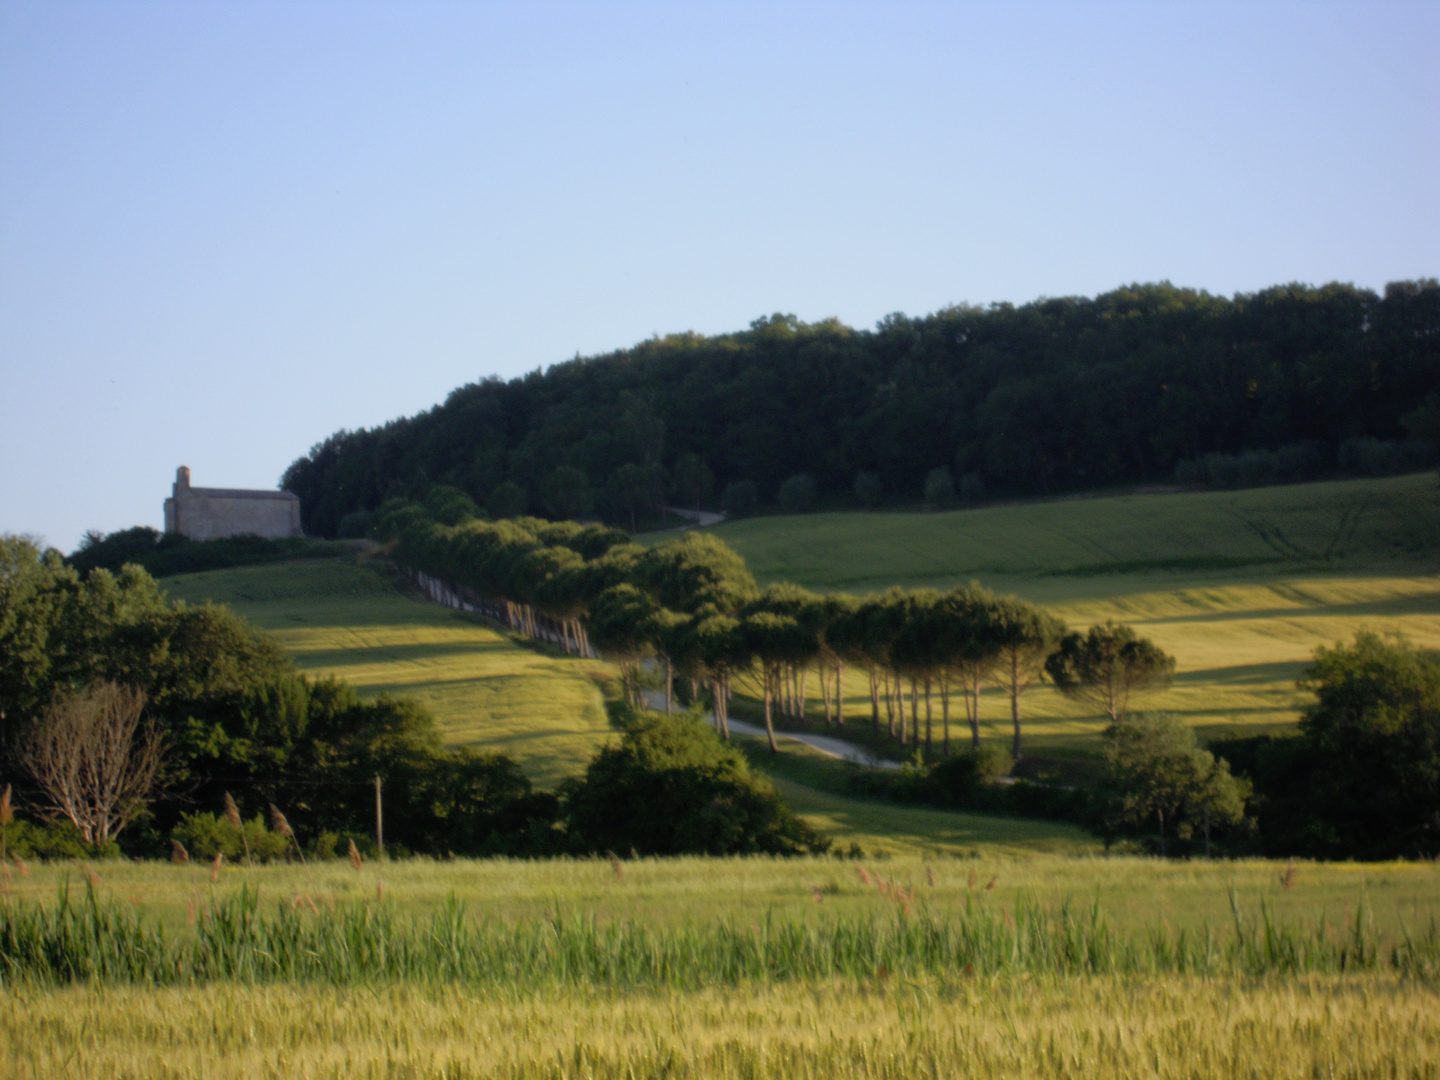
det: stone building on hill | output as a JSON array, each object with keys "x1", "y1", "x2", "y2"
[{"x1": 163, "y1": 466, "x2": 303, "y2": 541}]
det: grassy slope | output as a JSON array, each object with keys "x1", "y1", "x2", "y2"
[
  {"x1": 162, "y1": 559, "x2": 1092, "y2": 852},
  {"x1": 689, "y1": 473, "x2": 1440, "y2": 757},
  {"x1": 161, "y1": 559, "x2": 613, "y2": 788}
]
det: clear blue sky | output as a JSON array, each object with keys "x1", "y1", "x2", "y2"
[{"x1": 2, "y1": 1, "x2": 1436, "y2": 551}]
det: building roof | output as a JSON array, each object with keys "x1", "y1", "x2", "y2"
[{"x1": 178, "y1": 487, "x2": 299, "y2": 501}]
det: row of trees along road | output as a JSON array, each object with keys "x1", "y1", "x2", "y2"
[{"x1": 374, "y1": 500, "x2": 1177, "y2": 759}]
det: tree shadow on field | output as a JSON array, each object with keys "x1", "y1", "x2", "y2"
[
  {"x1": 1173, "y1": 660, "x2": 1304, "y2": 687},
  {"x1": 292, "y1": 639, "x2": 527, "y2": 670}
]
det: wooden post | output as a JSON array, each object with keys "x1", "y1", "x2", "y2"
[{"x1": 374, "y1": 774, "x2": 384, "y2": 858}]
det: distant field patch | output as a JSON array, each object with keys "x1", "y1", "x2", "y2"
[
  {"x1": 162, "y1": 560, "x2": 614, "y2": 787},
  {"x1": 659, "y1": 474, "x2": 1440, "y2": 756}
]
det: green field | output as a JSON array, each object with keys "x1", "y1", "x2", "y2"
[
  {"x1": 690, "y1": 473, "x2": 1440, "y2": 757},
  {"x1": 160, "y1": 558, "x2": 1086, "y2": 853},
  {"x1": 162, "y1": 559, "x2": 613, "y2": 788},
  {"x1": 14, "y1": 479, "x2": 1440, "y2": 1079},
  {"x1": 160, "y1": 473, "x2": 1440, "y2": 845},
  {"x1": 4, "y1": 858, "x2": 1437, "y2": 1078}
]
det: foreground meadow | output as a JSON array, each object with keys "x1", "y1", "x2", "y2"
[
  {"x1": 6, "y1": 976, "x2": 1437, "y2": 1079},
  {"x1": 3, "y1": 857, "x2": 1437, "y2": 1079}
]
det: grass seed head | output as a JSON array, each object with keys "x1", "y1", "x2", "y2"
[
  {"x1": 223, "y1": 792, "x2": 243, "y2": 831},
  {"x1": 170, "y1": 839, "x2": 190, "y2": 864},
  {"x1": 926, "y1": 865, "x2": 936, "y2": 887},
  {"x1": 1281, "y1": 863, "x2": 1297, "y2": 890},
  {"x1": 856, "y1": 866, "x2": 872, "y2": 886},
  {"x1": 210, "y1": 853, "x2": 223, "y2": 882},
  {"x1": 269, "y1": 804, "x2": 293, "y2": 838},
  {"x1": 12, "y1": 855, "x2": 28, "y2": 877},
  {"x1": 985, "y1": 875, "x2": 998, "y2": 892},
  {"x1": 0, "y1": 783, "x2": 11, "y2": 825},
  {"x1": 348, "y1": 839, "x2": 363, "y2": 871}
]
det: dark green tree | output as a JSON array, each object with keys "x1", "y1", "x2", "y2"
[
  {"x1": 541, "y1": 466, "x2": 594, "y2": 520},
  {"x1": 988, "y1": 596, "x2": 1066, "y2": 760},
  {"x1": 486, "y1": 481, "x2": 529, "y2": 520},
  {"x1": 1098, "y1": 713, "x2": 1247, "y2": 856},
  {"x1": 1046, "y1": 622, "x2": 1176, "y2": 722},
  {"x1": 562, "y1": 709, "x2": 827, "y2": 856},
  {"x1": 670, "y1": 453, "x2": 715, "y2": 511},
  {"x1": 853, "y1": 471, "x2": 883, "y2": 508}
]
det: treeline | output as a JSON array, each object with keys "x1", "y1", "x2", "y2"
[
  {"x1": 283, "y1": 280, "x2": 1440, "y2": 536},
  {"x1": 66, "y1": 526, "x2": 349, "y2": 579},
  {"x1": 369, "y1": 499, "x2": 1182, "y2": 763},
  {"x1": 0, "y1": 535, "x2": 825, "y2": 860},
  {"x1": 377, "y1": 500, "x2": 1440, "y2": 860}
]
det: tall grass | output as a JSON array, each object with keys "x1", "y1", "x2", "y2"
[
  {"x1": 5, "y1": 976, "x2": 1439, "y2": 1080},
  {"x1": 3, "y1": 882, "x2": 1435, "y2": 988}
]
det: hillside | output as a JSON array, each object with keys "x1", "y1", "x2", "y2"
[
  {"x1": 161, "y1": 557, "x2": 1096, "y2": 853},
  {"x1": 682, "y1": 473, "x2": 1440, "y2": 753},
  {"x1": 161, "y1": 559, "x2": 613, "y2": 787},
  {"x1": 281, "y1": 281, "x2": 1440, "y2": 537}
]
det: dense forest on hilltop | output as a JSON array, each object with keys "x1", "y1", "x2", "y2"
[{"x1": 283, "y1": 280, "x2": 1440, "y2": 537}]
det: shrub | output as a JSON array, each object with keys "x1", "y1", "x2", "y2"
[
  {"x1": 923, "y1": 467, "x2": 955, "y2": 506},
  {"x1": 776, "y1": 474, "x2": 816, "y2": 513},
  {"x1": 853, "y1": 471, "x2": 883, "y2": 508},
  {"x1": 562, "y1": 708, "x2": 829, "y2": 856},
  {"x1": 337, "y1": 510, "x2": 374, "y2": 539},
  {"x1": 4, "y1": 817, "x2": 104, "y2": 860},
  {"x1": 486, "y1": 481, "x2": 529, "y2": 520},
  {"x1": 958, "y1": 472, "x2": 986, "y2": 502},
  {"x1": 171, "y1": 812, "x2": 291, "y2": 862},
  {"x1": 722, "y1": 480, "x2": 759, "y2": 517},
  {"x1": 928, "y1": 746, "x2": 1013, "y2": 802}
]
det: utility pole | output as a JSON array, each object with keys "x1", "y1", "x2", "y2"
[{"x1": 374, "y1": 774, "x2": 384, "y2": 858}]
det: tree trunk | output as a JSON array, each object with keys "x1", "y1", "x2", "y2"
[
  {"x1": 869, "y1": 670, "x2": 880, "y2": 736},
  {"x1": 895, "y1": 674, "x2": 906, "y2": 744},
  {"x1": 924, "y1": 679, "x2": 933, "y2": 756},
  {"x1": 664, "y1": 660, "x2": 673, "y2": 715},
  {"x1": 940, "y1": 678, "x2": 950, "y2": 755},
  {"x1": 835, "y1": 663, "x2": 844, "y2": 729},
  {"x1": 820, "y1": 664, "x2": 832, "y2": 727},
  {"x1": 1203, "y1": 806, "x2": 1211, "y2": 858},
  {"x1": 797, "y1": 665, "x2": 808, "y2": 725},
  {"x1": 884, "y1": 672, "x2": 896, "y2": 738},
  {"x1": 910, "y1": 679, "x2": 920, "y2": 748},
  {"x1": 1009, "y1": 654, "x2": 1023, "y2": 760},
  {"x1": 763, "y1": 667, "x2": 779, "y2": 752},
  {"x1": 1158, "y1": 807, "x2": 1167, "y2": 858}
]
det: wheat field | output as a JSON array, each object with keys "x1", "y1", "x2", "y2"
[{"x1": 5, "y1": 976, "x2": 1436, "y2": 1080}]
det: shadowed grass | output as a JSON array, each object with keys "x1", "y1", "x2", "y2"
[
  {"x1": 663, "y1": 474, "x2": 1440, "y2": 761},
  {"x1": 162, "y1": 560, "x2": 615, "y2": 787}
]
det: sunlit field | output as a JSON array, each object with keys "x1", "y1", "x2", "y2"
[
  {"x1": 162, "y1": 560, "x2": 613, "y2": 787},
  {"x1": 3, "y1": 858, "x2": 1437, "y2": 1079},
  {"x1": 7, "y1": 977, "x2": 1436, "y2": 1080},
  {"x1": 13, "y1": 475, "x2": 1440, "y2": 1080},
  {"x1": 6, "y1": 856, "x2": 1435, "y2": 939},
  {"x1": 690, "y1": 473, "x2": 1440, "y2": 757}
]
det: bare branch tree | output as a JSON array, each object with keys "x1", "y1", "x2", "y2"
[{"x1": 22, "y1": 682, "x2": 165, "y2": 844}]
